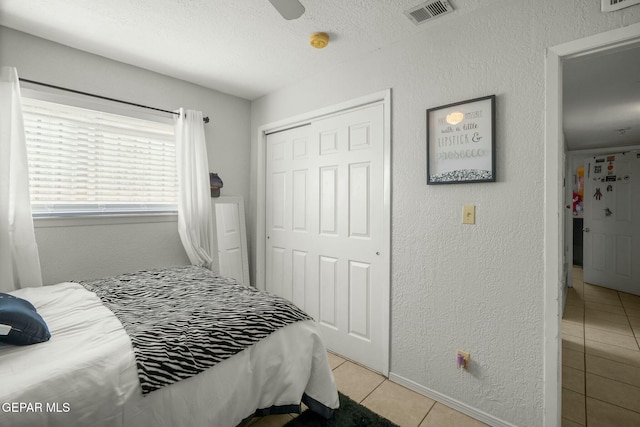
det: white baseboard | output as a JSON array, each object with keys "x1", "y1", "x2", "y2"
[{"x1": 388, "y1": 372, "x2": 518, "y2": 427}]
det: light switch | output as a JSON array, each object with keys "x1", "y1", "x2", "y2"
[{"x1": 462, "y1": 205, "x2": 475, "y2": 224}]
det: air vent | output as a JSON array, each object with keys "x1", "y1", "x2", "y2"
[
  {"x1": 601, "y1": 0, "x2": 640, "y2": 12},
  {"x1": 404, "y1": 0, "x2": 454, "y2": 25}
]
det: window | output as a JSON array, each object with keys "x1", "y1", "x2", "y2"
[{"x1": 21, "y1": 96, "x2": 177, "y2": 217}]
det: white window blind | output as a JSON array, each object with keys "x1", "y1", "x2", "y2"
[{"x1": 21, "y1": 96, "x2": 178, "y2": 216}]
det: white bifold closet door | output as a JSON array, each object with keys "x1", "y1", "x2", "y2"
[{"x1": 266, "y1": 103, "x2": 388, "y2": 374}]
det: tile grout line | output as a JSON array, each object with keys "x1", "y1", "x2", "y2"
[
  {"x1": 331, "y1": 360, "x2": 346, "y2": 371},
  {"x1": 584, "y1": 351, "x2": 640, "y2": 370},
  {"x1": 585, "y1": 394, "x2": 640, "y2": 416},
  {"x1": 417, "y1": 401, "x2": 437, "y2": 427},
  {"x1": 582, "y1": 347, "x2": 640, "y2": 371},
  {"x1": 618, "y1": 291, "x2": 640, "y2": 352},
  {"x1": 585, "y1": 370, "x2": 640, "y2": 391},
  {"x1": 585, "y1": 322, "x2": 635, "y2": 336},
  {"x1": 584, "y1": 337, "x2": 640, "y2": 352},
  {"x1": 582, "y1": 277, "x2": 588, "y2": 426},
  {"x1": 357, "y1": 377, "x2": 386, "y2": 405},
  {"x1": 586, "y1": 306, "x2": 630, "y2": 320},
  {"x1": 583, "y1": 325, "x2": 633, "y2": 338}
]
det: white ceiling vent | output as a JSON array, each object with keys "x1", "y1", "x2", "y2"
[
  {"x1": 404, "y1": 0, "x2": 454, "y2": 25},
  {"x1": 601, "y1": 0, "x2": 640, "y2": 12}
]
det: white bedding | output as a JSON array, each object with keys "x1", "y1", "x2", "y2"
[{"x1": 0, "y1": 282, "x2": 339, "y2": 427}]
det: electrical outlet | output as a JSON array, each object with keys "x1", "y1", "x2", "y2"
[
  {"x1": 462, "y1": 205, "x2": 475, "y2": 224},
  {"x1": 456, "y1": 350, "x2": 470, "y2": 369}
]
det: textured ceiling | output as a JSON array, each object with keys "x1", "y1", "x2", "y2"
[
  {"x1": 563, "y1": 43, "x2": 640, "y2": 151},
  {"x1": 0, "y1": 0, "x2": 483, "y2": 100},
  {"x1": 2, "y1": 0, "x2": 639, "y2": 151}
]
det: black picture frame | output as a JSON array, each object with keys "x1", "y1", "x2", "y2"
[{"x1": 426, "y1": 95, "x2": 496, "y2": 185}]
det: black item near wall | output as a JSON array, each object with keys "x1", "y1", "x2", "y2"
[
  {"x1": 210, "y1": 173, "x2": 223, "y2": 198},
  {"x1": 284, "y1": 392, "x2": 399, "y2": 427},
  {"x1": 573, "y1": 218, "x2": 584, "y2": 266}
]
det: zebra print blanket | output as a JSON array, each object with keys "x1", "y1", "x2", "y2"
[{"x1": 77, "y1": 266, "x2": 311, "y2": 395}]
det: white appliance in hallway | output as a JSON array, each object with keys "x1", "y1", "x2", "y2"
[
  {"x1": 265, "y1": 103, "x2": 389, "y2": 374},
  {"x1": 583, "y1": 151, "x2": 640, "y2": 295}
]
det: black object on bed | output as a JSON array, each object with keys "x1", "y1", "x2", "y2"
[
  {"x1": 76, "y1": 265, "x2": 311, "y2": 394},
  {"x1": 0, "y1": 293, "x2": 51, "y2": 346}
]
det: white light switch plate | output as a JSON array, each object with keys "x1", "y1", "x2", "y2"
[{"x1": 462, "y1": 205, "x2": 476, "y2": 224}]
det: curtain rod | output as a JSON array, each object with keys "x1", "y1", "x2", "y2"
[{"x1": 18, "y1": 78, "x2": 210, "y2": 124}]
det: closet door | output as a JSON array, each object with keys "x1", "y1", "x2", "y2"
[
  {"x1": 266, "y1": 125, "x2": 312, "y2": 306},
  {"x1": 265, "y1": 103, "x2": 388, "y2": 374}
]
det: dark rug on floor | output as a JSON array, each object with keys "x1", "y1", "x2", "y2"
[{"x1": 284, "y1": 393, "x2": 400, "y2": 427}]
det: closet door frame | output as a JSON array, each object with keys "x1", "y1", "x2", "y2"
[{"x1": 255, "y1": 89, "x2": 391, "y2": 375}]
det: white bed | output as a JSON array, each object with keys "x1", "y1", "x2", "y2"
[{"x1": 0, "y1": 281, "x2": 339, "y2": 427}]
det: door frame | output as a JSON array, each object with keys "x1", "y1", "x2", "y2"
[
  {"x1": 544, "y1": 23, "x2": 640, "y2": 427},
  {"x1": 255, "y1": 89, "x2": 392, "y2": 374}
]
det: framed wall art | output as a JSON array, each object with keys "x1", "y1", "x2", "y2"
[{"x1": 426, "y1": 95, "x2": 496, "y2": 185}]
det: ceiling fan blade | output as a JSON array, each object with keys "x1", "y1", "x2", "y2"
[{"x1": 268, "y1": 0, "x2": 305, "y2": 20}]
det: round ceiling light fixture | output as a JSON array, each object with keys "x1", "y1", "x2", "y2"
[{"x1": 310, "y1": 32, "x2": 329, "y2": 49}]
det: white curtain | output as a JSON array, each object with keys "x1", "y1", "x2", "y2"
[
  {"x1": 0, "y1": 66, "x2": 43, "y2": 292},
  {"x1": 175, "y1": 108, "x2": 214, "y2": 268}
]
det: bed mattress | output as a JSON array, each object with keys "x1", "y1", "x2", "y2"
[{"x1": 0, "y1": 281, "x2": 339, "y2": 427}]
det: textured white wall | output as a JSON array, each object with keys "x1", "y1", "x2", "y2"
[
  {"x1": 33, "y1": 217, "x2": 189, "y2": 284},
  {"x1": 0, "y1": 27, "x2": 252, "y2": 284},
  {"x1": 250, "y1": 1, "x2": 640, "y2": 426}
]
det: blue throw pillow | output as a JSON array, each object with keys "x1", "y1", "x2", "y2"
[{"x1": 0, "y1": 293, "x2": 51, "y2": 345}]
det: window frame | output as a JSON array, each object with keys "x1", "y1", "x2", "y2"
[{"x1": 20, "y1": 88, "x2": 179, "y2": 220}]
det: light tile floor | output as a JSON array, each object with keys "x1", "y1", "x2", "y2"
[
  {"x1": 250, "y1": 353, "x2": 487, "y2": 427},
  {"x1": 562, "y1": 266, "x2": 640, "y2": 427}
]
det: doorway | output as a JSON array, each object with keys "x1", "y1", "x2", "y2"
[
  {"x1": 545, "y1": 23, "x2": 640, "y2": 427},
  {"x1": 256, "y1": 90, "x2": 391, "y2": 376}
]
